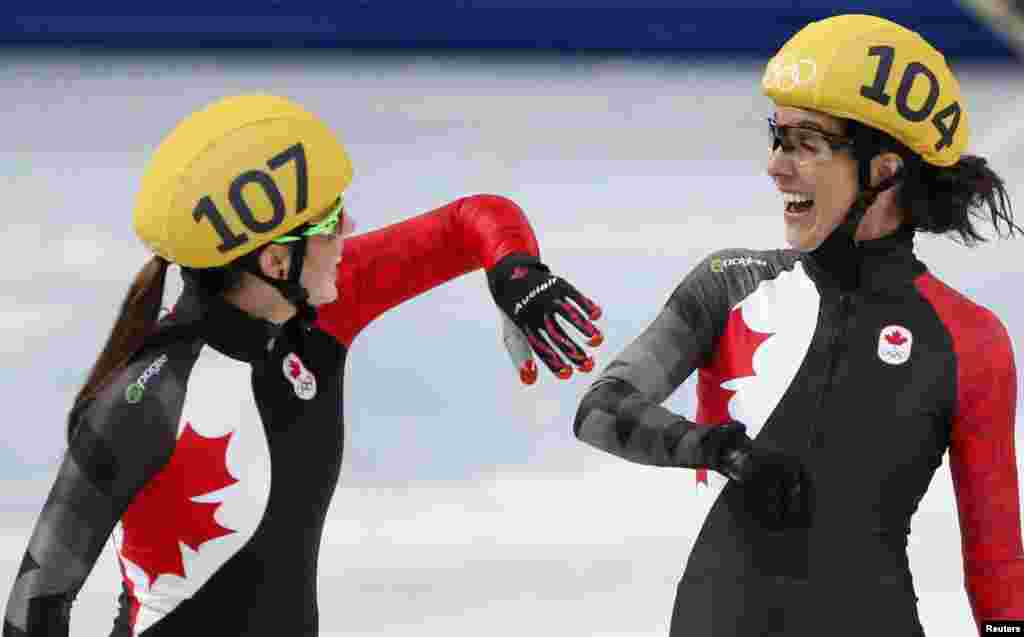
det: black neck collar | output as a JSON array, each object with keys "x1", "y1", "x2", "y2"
[
  {"x1": 802, "y1": 224, "x2": 924, "y2": 293},
  {"x1": 171, "y1": 280, "x2": 286, "y2": 363}
]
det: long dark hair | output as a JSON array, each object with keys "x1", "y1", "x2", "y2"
[
  {"x1": 848, "y1": 120, "x2": 1020, "y2": 245},
  {"x1": 68, "y1": 256, "x2": 170, "y2": 438},
  {"x1": 67, "y1": 245, "x2": 270, "y2": 442},
  {"x1": 902, "y1": 155, "x2": 1017, "y2": 245}
]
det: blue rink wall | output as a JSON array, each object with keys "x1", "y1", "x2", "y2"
[{"x1": 1, "y1": 1, "x2": 1018, "y2": 60}]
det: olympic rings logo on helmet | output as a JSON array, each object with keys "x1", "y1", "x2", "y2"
[{"x1": 762, "y1": 57, "x2": 818, "y2": 93}]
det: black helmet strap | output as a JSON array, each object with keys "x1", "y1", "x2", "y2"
[
  {"x1": 238, "y1": 237, "x2": 318, "y2": 325},
  {"x1": 810, "y1": 128, "x2": 904, "y2": 290},
  {"x1": 835, "y1": 120, "x2": 905, "y2": 244}
]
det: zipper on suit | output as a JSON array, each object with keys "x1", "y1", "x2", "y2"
[{"x1": 810, "y1": 292, "x2": 852, "y2": 449}]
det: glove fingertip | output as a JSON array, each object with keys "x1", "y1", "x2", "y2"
[{"x1": 520, "y1": 361, "x2": 538, "y2": 385}]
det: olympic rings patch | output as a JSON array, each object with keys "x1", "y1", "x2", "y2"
[{"x1": 762, "y1": 57, "x2": 818, "y2": 92}]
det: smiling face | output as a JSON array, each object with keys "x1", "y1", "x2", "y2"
[{"x1": 766, "y1": 107, "x2": 861, "y2": 252}]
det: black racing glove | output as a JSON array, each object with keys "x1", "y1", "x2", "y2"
[
  {"x1": 703, "y1": 422, "x2": 814, "y2": 531},
  {"x1": 488, "y1": 253, "x2": 603, "y2": 382}
]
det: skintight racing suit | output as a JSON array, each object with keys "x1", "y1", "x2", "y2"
[
  {"x1": 4, "y1": 195, "x2": 540, "y2": 637},
  {"x1": 575, "y1": 225, "x2": 1023, "y2": 635}
]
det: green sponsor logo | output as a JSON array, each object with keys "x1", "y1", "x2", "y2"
[
  {"x1": 711, "y1": 256, "x2": 768, "y2": 273},
  {"x1": 124, "y1": 354, "x2": 168, "y2": 404},
  {"x1": 125, "y1": 383, "x2": 145, "y2": 404}
]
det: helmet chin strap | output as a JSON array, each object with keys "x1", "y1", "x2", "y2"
[
  {"x1": 831, "y1": 175, "x2": 904, "y2": 246},
  {"x1": 810, "y1": 151, "x2": 903, "y2": 290},
  {"x1": 241, "y1": 237, "x2": 318, "y2": 326}
]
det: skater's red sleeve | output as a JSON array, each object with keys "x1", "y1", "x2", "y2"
[
  {"x1": 922, "y1": 273, "x2": 1024, "y2": 629},
  {"x1": 316, "y1": 194, "x2": 540, "y2": 347}
]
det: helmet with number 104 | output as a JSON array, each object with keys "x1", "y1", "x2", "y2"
[
  {"x1": 761, "y1": 14, "x2": 968, "y2": 167},
  {"x1": 133, "y1": 94, "x2": 354, "y2": 268}
]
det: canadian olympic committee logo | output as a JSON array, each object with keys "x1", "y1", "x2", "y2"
[
  {"x1": 283, "y1": 353, "x2": 317, "y2": 400},
  {"x1": 877, "y1": 325, "x2": 913, "y2": 366}
]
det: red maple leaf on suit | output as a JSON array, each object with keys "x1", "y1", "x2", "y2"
[
  {"x1": 885, "y1": 330, "x2": 908, "y2": 346},
  {"x1": 695, "y1": 306, "x2": 774, "y2": 484},
  {"x1": 288, "y1": 358, "x2": 302, "y2": 379},
  {"x1": 120, "y1": 423, "x2": 238, "y2": 588}
]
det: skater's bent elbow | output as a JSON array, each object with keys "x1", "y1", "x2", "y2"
[{"x1": 573, "y1": 378, "x2": 630, "y2": 452}]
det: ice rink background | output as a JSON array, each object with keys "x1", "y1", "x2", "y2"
[{"x1": 1, "y1": 49, "x2": 1022, "y2": 635}]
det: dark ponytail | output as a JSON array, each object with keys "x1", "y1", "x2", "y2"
[
  {"x1": 847, "y1": 120, "x2": 1020, "y2": 245},
  {"x1": 901, "y1": 154, "x2": 1019, "y2": 245},
  {"x1": 68, "y1": 255, "x2": 170, "y2": 440}
]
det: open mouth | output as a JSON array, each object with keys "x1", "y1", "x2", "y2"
[{"x1": 783, "y1": 192, "x2": 814, "y2": 215}]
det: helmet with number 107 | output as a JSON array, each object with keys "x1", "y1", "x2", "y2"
[{"x1": 133, "y1": 94, "x2": 354, "y2": 268}]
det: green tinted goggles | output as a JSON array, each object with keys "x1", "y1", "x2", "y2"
[{"x1": 271, "y1": 197, "x2": 345, "y2": 244}]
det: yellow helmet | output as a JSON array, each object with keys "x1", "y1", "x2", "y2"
[
  {"x1": 762, "y1": 14, "x2": 968, "y2": 167},
  {"x1": 133, "y1": 94, "x2": 354, "y2": 268}
]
